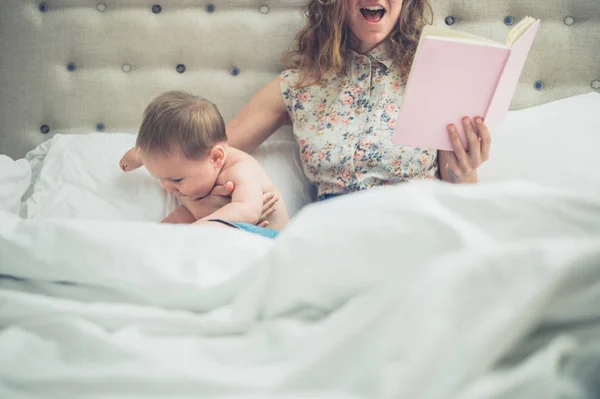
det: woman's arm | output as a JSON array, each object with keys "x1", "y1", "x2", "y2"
[
  {"x1": 227, "y1": 76, "x2": 291, "y2": 154},
  {"x1": 161, "y1": 205, "x2": 197, "y2": 224}
]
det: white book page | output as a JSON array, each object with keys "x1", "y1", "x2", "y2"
[
  {"x1": 423, "y1": 25, "x2": 498, "y2": 45},
  {"x1": 507, "y1": 16, "x2": 536, "y2": 46}
]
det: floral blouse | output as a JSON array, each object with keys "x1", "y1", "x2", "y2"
[{"x1": 280, "y1": 43, "x2": 438, "y2": 199}]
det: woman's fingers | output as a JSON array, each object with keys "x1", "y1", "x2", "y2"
[
  {"x1": 462, "y1": 117, "x2": 481, "y2": 169},
  {"x1": 447, "y1": 124, "x2": 470, "y2": 172},
  {"x1": 440, "y1": 150, "x2": 461, "y2": 183},
  {"x1": 261, "y1": 204, "x2": 277, "y2": 220},
  {"x1": 264, "y1": 193, "x2": 279, "y2": 211},
  {"x1": 442, "y1": 117, "x2": 490, "y2": 184},
  {"x1": 475, "y1": 117, "x2": 492, "y2": 162},
  {"x1": 259, "y1": 192, "x2": 279, "y2": 221}
]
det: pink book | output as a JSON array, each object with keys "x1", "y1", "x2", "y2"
[{"x1": 391, "y1": 17, "x2": 540, "y2": 151}]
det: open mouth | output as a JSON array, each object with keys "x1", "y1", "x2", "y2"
[{"x1": 360, "y1": 5, "x2": 386, "y2": 23}]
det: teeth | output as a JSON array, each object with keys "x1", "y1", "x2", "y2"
[{"x1": 362, "y1": 5, "x2": 384, "y2": 11}]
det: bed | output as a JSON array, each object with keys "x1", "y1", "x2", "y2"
[{"x1": 1, "y1": 0, "x2": 600, "y2": 398}]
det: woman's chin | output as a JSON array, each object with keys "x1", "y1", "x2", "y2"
[{"x1": 354, "y1": 36, "x2": 387, "y2": 53}]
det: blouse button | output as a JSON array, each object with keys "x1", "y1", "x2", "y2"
[
  {"x1": 40, "y1": 124, "x2": 50, "y2": 134},
  {"x1": 122, "y1": 63, "x2": 132, "y2": 73},
  {"x1": 534, "y1": 80, "x2": 545, "y2": 91},
  {"x1": 96, "y1": 123, "x2": 105, "y2": 132},
  {"x1": 260, "y1": 5, "x2": 269, "y2": 14},
  {"x1": 39, "y1": 2, "x2": 48, "y2": 12},
  {"x1": 591, "y1": 80, "x2": 600, "y2": 90},
  {"x1": 445, "y1": 16, "x2": 455, "y2": 26},
  {"x1": 504, "y1": 16, "x2": 514, "y2": 26},
  {"x1": 152, "y1": 4, "x2": 162, "y2": 14},
  {"x1": 96, "y1": 3, "x2": 106, "y2": 12},
  {"x1": 176, "y1": 64, "x2": 186, "y2": 73},
  {"x1": 563, "y1": 16, "x2": 574, "y2": 26},
  {"x1": 205, "y1": 4, "x2": 215, "y2": 13},
  {"x1": 230, "y1": 67, "x2": 240, "y2": 76}
]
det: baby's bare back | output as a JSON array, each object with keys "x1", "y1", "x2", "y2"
[{"x1": 218, "y1": 148, "x2": 289, "y2": 230}]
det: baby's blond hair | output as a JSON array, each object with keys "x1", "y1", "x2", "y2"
[{"x1": 136, "y1": 91, "x2": 227, "y2": 159}]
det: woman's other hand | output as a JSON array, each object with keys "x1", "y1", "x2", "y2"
[
  {"x1": 439, "y1": 117, "x2": 491, "y2": 184},
  {"x1": 207, "y1": 182, "x2": 279, "y2": 228},
  {"x1": 258, "y1": 192, "x2": 279, "y2": 228}
]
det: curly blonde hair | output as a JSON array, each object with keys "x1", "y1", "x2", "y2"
[{"x1": 283, "y1": 0, "x2": 433, "y2": 87}]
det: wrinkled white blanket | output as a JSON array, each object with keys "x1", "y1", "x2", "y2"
[{"x1": 2, "y1": 178, "x2": 600, "y2": 399}]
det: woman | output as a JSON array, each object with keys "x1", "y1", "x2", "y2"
[{"x1": 213, "y1": 0, "x2": 491, "y2": 220}]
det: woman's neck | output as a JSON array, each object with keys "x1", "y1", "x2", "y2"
[{"x1": 351, "y1": 36, "x2": 385, "y2": 54}]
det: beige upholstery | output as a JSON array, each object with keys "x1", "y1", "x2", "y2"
[{"x1": 0, "y1": 0, "x2": 598, "y2": 159}]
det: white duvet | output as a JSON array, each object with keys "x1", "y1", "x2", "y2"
[
  {"x1": 2, "y1": 166, "x2": 600, "y2": 398},
  {"x1": 3, "y1": 93, "x2": 600, "y2": 399}
]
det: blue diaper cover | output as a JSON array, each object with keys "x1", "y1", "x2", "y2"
[
  {"x1": 229, "y1": 222, "x2": 279, "y2": 239},
  {"x1": 208, "y1": 219, "x2": 279, "y2": 239}
]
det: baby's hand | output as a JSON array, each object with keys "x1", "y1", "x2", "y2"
[{"x1": 119, "y1": 147, "x2": 143, "y2": 172}]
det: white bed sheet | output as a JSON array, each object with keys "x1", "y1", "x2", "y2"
[
  {"x1": 2, "y1": 180, "x2": 600, "y2": 398},
  {"x1": 2, "y1": 92, "x2": 600, "y2": 398},
  {"x1": 0, "y1": 155, "x2": 30, "y2": 216}
]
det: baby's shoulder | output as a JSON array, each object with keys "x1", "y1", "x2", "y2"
[{"x1": 222, "y1": 149, "x2": 262, "y2": 179}]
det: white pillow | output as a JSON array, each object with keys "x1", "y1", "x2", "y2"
[
  {"x1": 26, "y1": 133, "x2": 178, "y2": 221},
  {"x1": 0, "y1": 155, "x2": 31, "y2": 216},
  {"x1": 478, "y1": 92, "x2": 600, "y2": 192},
  {"x1": 25, "y1": 130, "x2": 313, "y2": 221}
]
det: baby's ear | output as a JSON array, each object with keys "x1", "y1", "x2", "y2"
[{"x1": 210, "y1": 145, "x2": 225, "y2": 167}]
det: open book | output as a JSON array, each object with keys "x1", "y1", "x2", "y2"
[{"x1": 391, "y1": 16, "x2": 540, "y2": 151}]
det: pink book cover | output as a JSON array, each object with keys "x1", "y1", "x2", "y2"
[{"x1": 391, "y1": 20, "x2": 540, "y2": 151}]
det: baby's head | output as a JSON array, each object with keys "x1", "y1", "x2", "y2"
[{"x1": 137, "y1": 91, "x2": 227, "y2": 200}]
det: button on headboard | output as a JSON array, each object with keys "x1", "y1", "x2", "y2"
[{"x1": 0, "y1": 0, "x2": 599, "y2": 159}]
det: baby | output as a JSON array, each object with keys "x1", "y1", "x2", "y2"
[{"x1": 119, "y1": 90, "x2": 289, "y2": 236}]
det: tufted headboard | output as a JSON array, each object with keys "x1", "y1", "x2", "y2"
[{"x1": 0, "y1": 0, "x2": 599, "y2": 160}]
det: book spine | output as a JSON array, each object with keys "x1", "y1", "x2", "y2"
[
  {"x1": 482, "y1": 20, "x2": 540, "y2": 129},
  {"x1": 482, "y1": 50, "x2": 511, "y2": 124}
]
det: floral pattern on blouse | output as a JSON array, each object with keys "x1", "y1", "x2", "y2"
[{"x1": 280, "y1": 42, "x2": 438, "y2": 198}]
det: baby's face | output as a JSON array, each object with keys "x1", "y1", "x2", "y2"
[{"x1": 142, "y1": 150, "x2": 218, "y2": 200}]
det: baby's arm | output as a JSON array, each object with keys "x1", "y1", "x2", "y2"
[
  {"x1": 179, "y1": 182, "x2": 234, "y2": 221},
  {"x1": 161, "y1": 205, "x2": 196, "y2": 224},
  {"x1": 120, "y1": 147, "x2": 144, "y2": 172},
  {"x1": 195, "y1": 167, "x2": 263, "y2": 225}
]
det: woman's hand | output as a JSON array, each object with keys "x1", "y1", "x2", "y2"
[
  {"x1": 439, "y1": 117, "x2": 491, "y2": 184},
  {"x1": 258, "y1": 192, "x2": 279, "y2": 227},
  {"x1": 206, "y1": 182, "x2": 279, "y2": 228}
]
